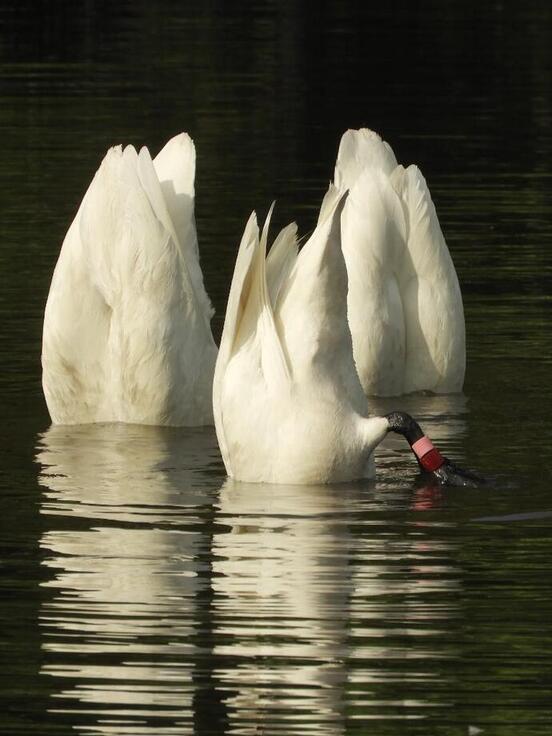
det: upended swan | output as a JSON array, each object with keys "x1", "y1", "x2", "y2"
[
  {"x1": 213, "y1": 189, "x2": 474, "y2": 486},
  {"x1": 334, "y1": 128, "x2": 465, "y2": 396},
  {"x1": 42, "y1": 133, "x2": 217, "y2": 426}
]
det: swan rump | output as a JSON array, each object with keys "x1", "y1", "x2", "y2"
[
  {"x1": 213, "y1": 191, "x2": 388, "y2": 485},
  {"x1": 336, "y1": 128, "x2": 465, "y2": 396},
  {"x1": 42, "y1": 133, "x2": 217, "y2": 426}
]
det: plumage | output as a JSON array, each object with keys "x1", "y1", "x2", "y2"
[
  {"x1": 335, "y1": 128, "x2": 465, "y2": 396},
  {"x1": 213, "y1": 191, "x2": 389, "y2": 485},
  {"x1": 42, "y1": 133, "x2": 217, "y2": 426}
]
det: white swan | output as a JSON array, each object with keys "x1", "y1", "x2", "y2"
[
  {"x1": 335, "y1": 128, "x2": 465, "y2": 396},
  {"x1": 214, "y1": 190, "x2": 394, "y2": 484},
  {"x1": 213, "y1": 186, "x2": 476, "y2": 486},
  {"x1": 42, "y1": 133, "x2": 217, "y2": 426}
]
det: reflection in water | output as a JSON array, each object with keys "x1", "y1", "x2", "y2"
[
  {"x1": 36, "y1": 403, "x2": 465, "y2": 734},
  {"x1": 213, "y1": 480, "x2": 353, "y2": 735},
  {"x1": 37, "y1": 423, "x2": 223, "y2": 735},
  {"x1": 212, "y1": 476, "x2": 462, "y2": 733}
]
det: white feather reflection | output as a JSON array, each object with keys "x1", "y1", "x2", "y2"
[
  {"x1": 35, "y1": 397, "x2": 466, "y2": 734},
  {"x1": 212, "y1": 469, "x2": 463, "y2": 730},
  {"x1": 212, "y1": 479, "x2": 352, "y2": 735},
  {"x1": 37, "y1": 423, "x2": 222, "y2": 735}
]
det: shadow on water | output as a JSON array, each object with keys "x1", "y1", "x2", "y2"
[{"x1": 35, "y1": 416, "x2": 472, "y2": 735}]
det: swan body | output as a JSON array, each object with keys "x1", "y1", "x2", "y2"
[
  {"x1": 42, "y1": 133, "x2": 217, "y2": 426},
  {"x1": 213, "y1": 190, "x2": 389, "y2": 485},
  {"x1": 335, "y1": 128, "x2": 465, "y2": 396}
]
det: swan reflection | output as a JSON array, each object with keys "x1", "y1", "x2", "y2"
[
  {"x1": 212, "y1": 475, "x2": 461, "y2": 733},
  {"x1": 212, "y1": 479, "x2": 353, "y2": 734},
  {"x1": 37, "y1": 423, "x2": 222, "y2": 735},
  {"x1": 36, "y1": 413, "x2": 465, "y2": 734}
]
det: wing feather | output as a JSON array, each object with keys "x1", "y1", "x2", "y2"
[
  {"x1": 394, "y1": 165, "x2": 465, "y2": 392},
  {"x1": 266, "y1": 222, "x2": 298, "y2": 310},
  {"x1": 213, "y1": 212, "x2": 259, "y2": 468},
  {"x1": 335, "y1": 128, "x2": 398, "y2": 190}
]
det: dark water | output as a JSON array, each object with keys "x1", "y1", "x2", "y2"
[{"x1": 1, "y1": 2, "x2": 552, "y2": 734}]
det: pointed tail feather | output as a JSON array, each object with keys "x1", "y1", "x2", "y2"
[
  {"x1": 393, "y1": 164, "x2": 466, "y2": 392},
  {"x1": 213, "y1": 212, "x2": 259, "y2": 470},
  {"x1": 214, "y1": 207, "x2": 294, "y2": 472},
  {"x1": 153, "y1": 133, "x2": 215, "y2": 321},
  {"x1": 257, "y1": 206, "x2": 292, "y2": 387},
  {"x1": 138, "y1": 142, "x2": 215, "y2": 323},
  {"x1": 153, "y1": 133, "x2": 196, "y2": 247},
  {"x1": 266, "y1": 222, "x2": 298, "y2": 309},
  {"x1": 316, "y1": 182, "x2": 343, "y2": 225},
  {"x1": 335, "y1": 128, "x2": 398, "y2": 190}
]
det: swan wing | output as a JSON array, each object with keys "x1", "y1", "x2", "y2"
[
  {"x1": 341, "y1": 169, "x2": 408, "y2": 395},
  {"x1": 215, "y1": 191, "x2": 387, "y2": 484},
  {"x1": 392, "y1": 164, "x2": 465, "y2": 392},
  {"x1": 335, "y1": 128, "x2": 398, "y2": 190},
  {"x1": 43, "y1": 142, "x2": 216, "y2": 425},
  {"x1": 276, "y1": 189, "x2": 368, "y2": 413},
  {"x1": 213, "y1": 209, "x2": 292, "y2": 472},
  {"x1": 316, "y1": 182, "x2": 343, "y2": 225},
  {"x1": 153, "y1": 133, "x2": 215, "y2": 321},
  {"x1": 41, "y1": 146, "x2": 133, "y2": 424},
  {"x1": 279, "y1": 188, "x2": 350, "y2": 367},
  {"x1": 265, "y1": 221, "x2": 298, "y2": 308},
  {"x1": 42, "y1": 191, "x2": 110, "y2": 424},
  {"x1": 153, "y1": 132, "x2": 195, "y2": 248},
  {"x1": 213, "y1": 213, "x2": 259, "y2": 473}
]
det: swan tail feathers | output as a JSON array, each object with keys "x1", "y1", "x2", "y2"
[
  {"x1": 153, "y1": 132, "x2": 195, "y2": 201},
  {"x1": 78, "y1": 144, "x2": 183, "y2": 303},
  {"x1": 335, "y1": 128, "x2": 398, "y2": 190},
  {"x1": 216, "y1": 212, "x2": 259, "y2": 363},
  {"x1": 152, "y1": 133, "x2": 215, "y2": 321},
  {"x1": 214, "y1": 207, "x2": 293, "y2": 470},
  {"x1": 152, "y1": 133, "x2": 196, "y2": 248},
  {"x1": 278, "y1": 190, "x2": 353, "y2": 365},
  {"x1": 137, "y1": 142, "x2": 214, "y2": 321},
  {"x1": 136, "y1": 145, "x2": 180, "y2": 249},
  {"x1": 266, "y1": 221, "x2": 298, "y2": 307},
  {"x1": 213, "y1": 212, "x2": 259, "y2": 467},
  {"x1": 257, "y1": 205, "x2": 292, "y2": 387},
  {"x1": 316, "y1": 182, "x2": 344, "y2": 224},
  {"x1": 397, "y1": 165, "x2": 466, "y2": 393},
  {"x1": 400, "y1": 165, "x2": 459, "y2": 278}
]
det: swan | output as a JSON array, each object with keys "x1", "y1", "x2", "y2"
[
  {"x1": 213, "y1": 189, "x2": 477, "y2": 486},
  {"x1": 42, "y1": 133, "x2": 217, "y2": 426},
  {"x1": 334, "y1": 128, "x2": 465, "y2": 396}
]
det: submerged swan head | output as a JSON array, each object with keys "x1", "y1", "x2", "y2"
[{"x1": 213, "y1": 188, "x2": 480, "y2": 486}]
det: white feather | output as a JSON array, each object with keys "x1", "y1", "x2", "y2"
[
  {"x1": 42, "y1": 133, "x2": 217, "y2": 426},
  {"x1": 336, "y1": 128, "x2": 465, "y2": 395},
  {"x1": 335, "y1": 127, "x2": 398, "y2": 190},
  {"x1": 213, "y1": 192, "x2": 389, "y2": 485}
]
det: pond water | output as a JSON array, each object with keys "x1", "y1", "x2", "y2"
[{"x1": 1, "y1": 2, "x2": 552, "y2": 735}]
